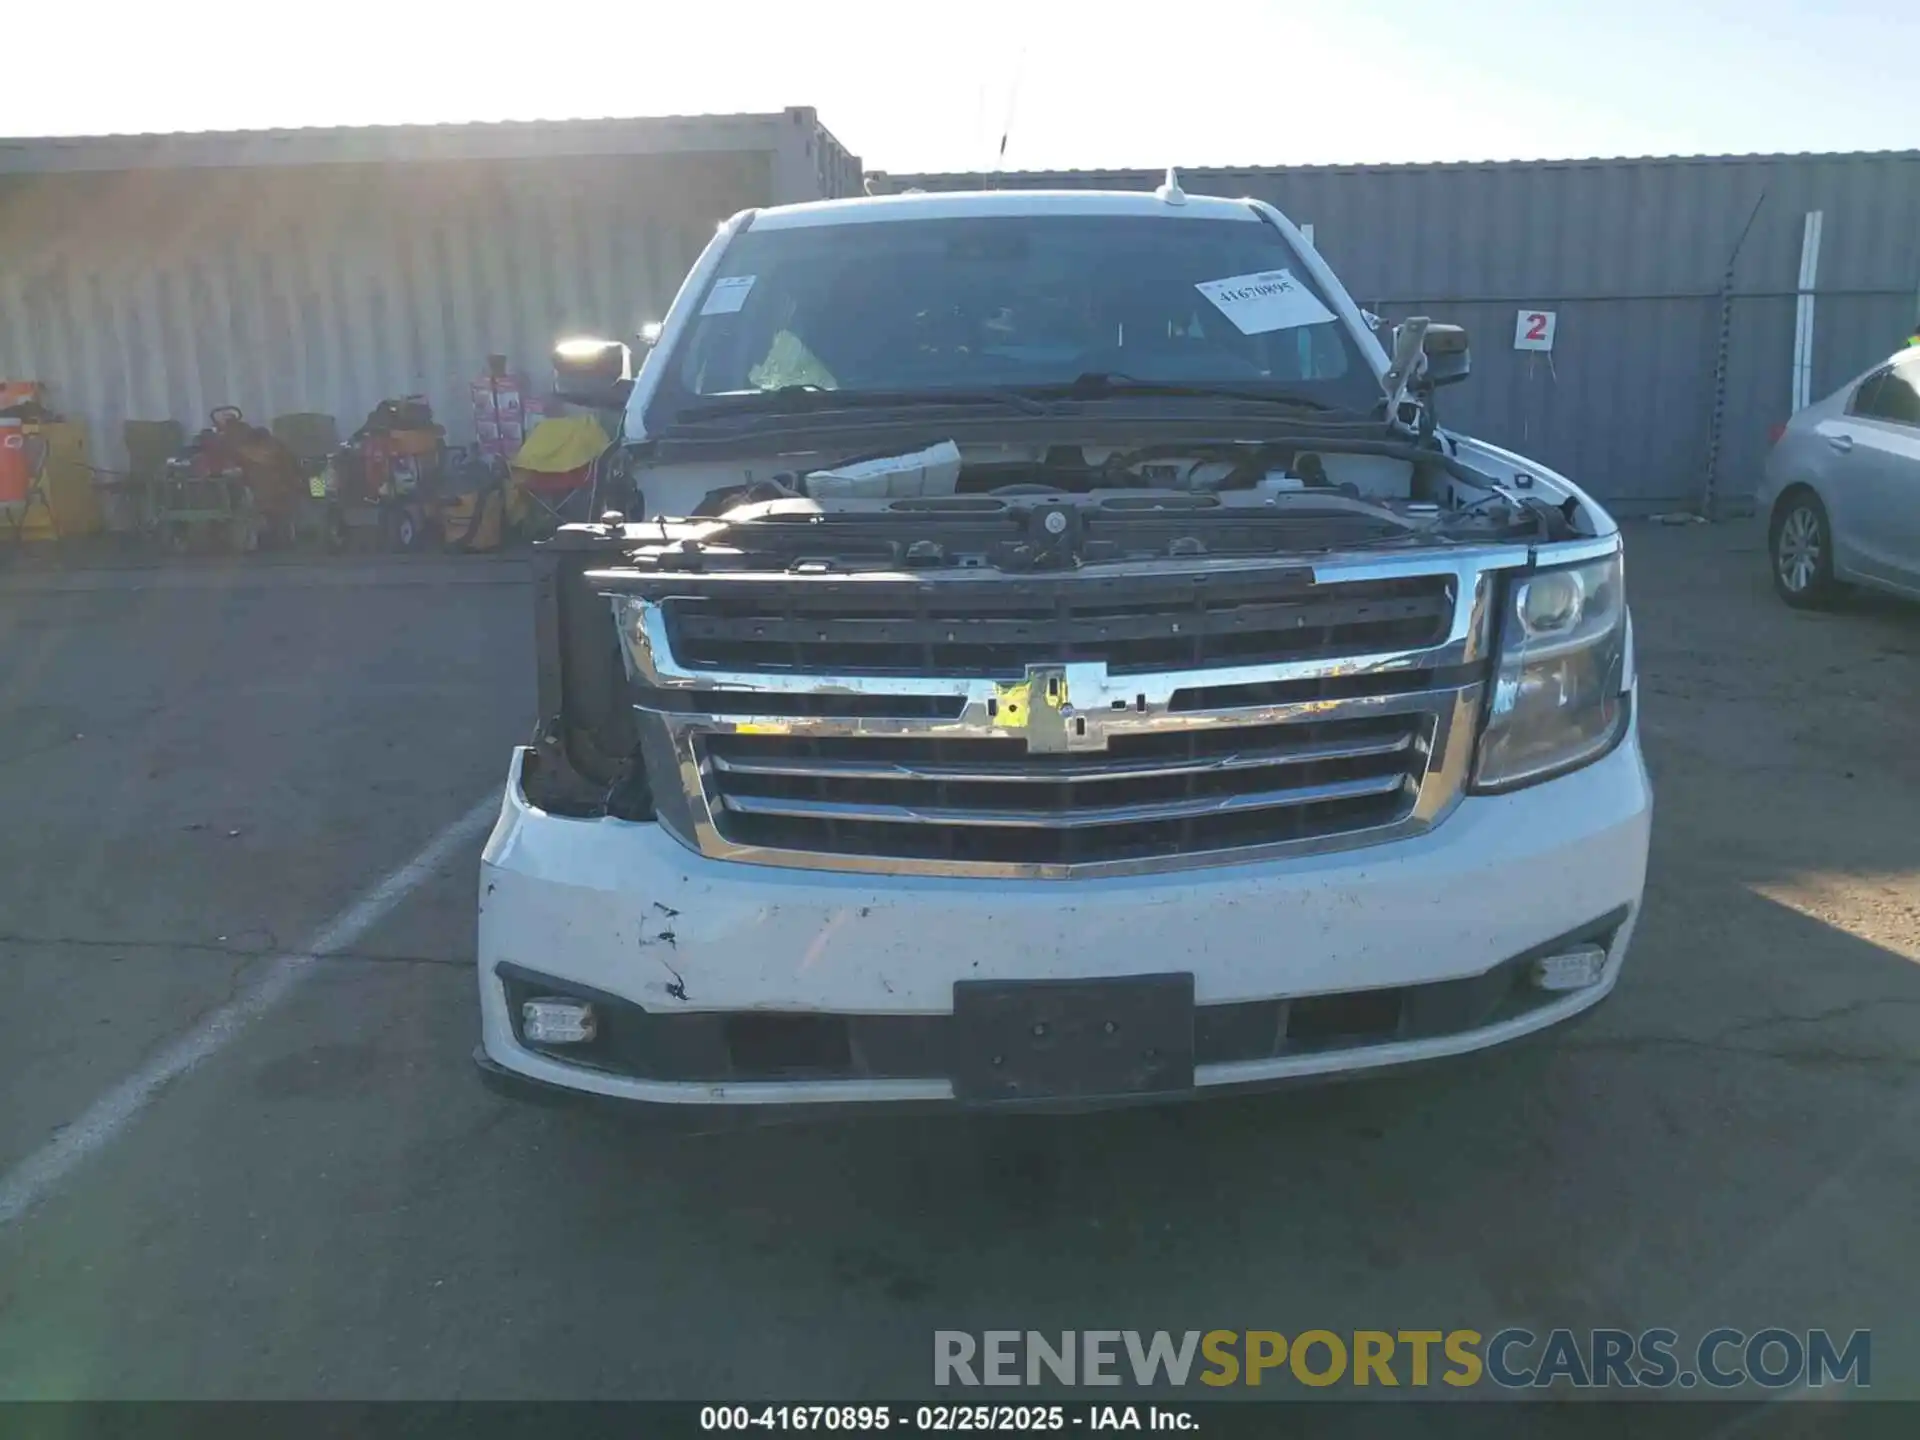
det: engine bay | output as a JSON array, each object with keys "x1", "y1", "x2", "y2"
[{"x1": 606, "y1": 433, "x2": 1589, "y2": 575}]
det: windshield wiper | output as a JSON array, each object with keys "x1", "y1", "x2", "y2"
[{"x1": 674, "y1": 385, "x2": 1051, "y2": 422}]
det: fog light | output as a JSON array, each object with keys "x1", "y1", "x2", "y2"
[
  {"x1": 1531, "y1": 946, "x2": 1607, "y2": 993},
  {"x1": 522, "y1": 997, "x2": 597, "y2": 1045}
]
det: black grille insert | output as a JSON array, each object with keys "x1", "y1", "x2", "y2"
[{"x1": 663, "y1": 572, "x2": 1454, "y2": 678}]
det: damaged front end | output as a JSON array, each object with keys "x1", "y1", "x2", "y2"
[
  {"x1": 485, "y1": 191, "x2": 1648, "y2": 1112},
  {"x1": 521, "y1": 422, "x2": 1609, "y2": 882},
  {"x1": 522, "y1": 521, "x2": 650, "y2": 820}
]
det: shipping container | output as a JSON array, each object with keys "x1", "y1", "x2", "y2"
[{"x1": 0, "y1": 109, "x2": 861, "y2": 471}]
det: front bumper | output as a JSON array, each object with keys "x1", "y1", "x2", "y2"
[{"x1": 477, "y1": 717, "x2": 1651, "y2": 1109}]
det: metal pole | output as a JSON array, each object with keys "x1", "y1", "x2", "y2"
[
  {"x1": 1701, "y1": 189, "x2": 1767, "y2": 517},
  {"x1": 1791, "y1": 210, "x2": 1824, "y2": 415}
]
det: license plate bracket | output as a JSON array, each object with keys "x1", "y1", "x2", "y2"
[{"x1": 951, "y1": 974, "x2": 1196, "y2": 1103}]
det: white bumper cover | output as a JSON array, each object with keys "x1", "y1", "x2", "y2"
[{"x1": 478, "y1": 721, "x2": 1651, "y2": 1105}]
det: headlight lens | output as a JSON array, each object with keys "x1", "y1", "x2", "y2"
[{"x1": 1473, "y1": 551, "x2": 1630, "y2": 791}]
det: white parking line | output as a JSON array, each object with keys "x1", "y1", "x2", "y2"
[{"x1": 0, "y1": 790, "x2": 501, "y2": 1227}]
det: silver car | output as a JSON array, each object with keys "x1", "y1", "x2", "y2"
[{"x1": 1760, "y1": 347, "x2": 1920, "y2": 607}]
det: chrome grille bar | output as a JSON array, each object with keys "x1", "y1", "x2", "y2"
[
  {"x1": 715, "y1": 772, "x2": 1410, "y2": 829},
  {"x1": 704, "y1": 729, "x2": 1413, "y2": 784}
]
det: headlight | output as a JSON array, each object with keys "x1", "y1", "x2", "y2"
[{"x1": 1473, "y1": 550, "x2": 1630, "y2": 792}]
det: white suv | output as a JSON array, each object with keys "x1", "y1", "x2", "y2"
[{"x1": 475, "y1": 181, "x2": 1651, "y2": 1113}]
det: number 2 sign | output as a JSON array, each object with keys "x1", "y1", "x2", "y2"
[{"x1": 1514, "y1": 309, "x2": 1557, "y2": 352}]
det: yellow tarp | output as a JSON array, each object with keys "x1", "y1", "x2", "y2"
[{"x1": 512, "y1": 415, "x2": 609, "y2": 474}]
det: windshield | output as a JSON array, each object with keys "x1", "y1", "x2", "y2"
[{"x1": 660, "y1": 213, "x2": 1378, "y2": 416}]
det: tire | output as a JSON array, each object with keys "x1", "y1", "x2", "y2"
[{"x1": 1769, "y1": 489, "x2": 1844, "y2": 609}]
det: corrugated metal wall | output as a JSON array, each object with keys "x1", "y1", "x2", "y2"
[
  {"x1": 9, "y1": 135, "x2": 1912, "y2": 509},
  {"x1": 810, "y1": 120, "x2": 865, "y2": 200},
  {"x1": 882, "y1": 154, "x2": 1920, "y2": 511},
  {"x1": 0, "y1": 149, "x2": 767, "y2": 465}
]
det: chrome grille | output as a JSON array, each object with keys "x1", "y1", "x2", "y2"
[
  {"x1": 701, "y1": 715, "x2": 1426, "y2": 866},
  {"x1": 610, "y1": 552, "x2": 1515, "y2": 879}
]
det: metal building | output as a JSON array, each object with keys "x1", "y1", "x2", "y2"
[
  {"x1": 0, "y1": 109, "x2": 860, "y2": 466},
  {"x1": 874, "y1": 153, "x2": 1920, "y2": 513}
]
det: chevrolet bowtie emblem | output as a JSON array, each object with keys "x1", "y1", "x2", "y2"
[{"x1": 993, "y1": 662, "x2": 1119, "y2": 753}]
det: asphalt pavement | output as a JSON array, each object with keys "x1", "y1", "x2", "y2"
[{"x1": 0, "y1": 527, "x2": 1915, "y2": 1403}]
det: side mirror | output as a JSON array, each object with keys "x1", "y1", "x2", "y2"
[
  {"x1": 553, "y1": 337, "x2": 634, "y2": 408},
  {"x1": 1421, "y1": 322, "x2": 1471, "y2": 388}
]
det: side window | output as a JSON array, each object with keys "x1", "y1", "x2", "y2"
[
  {"x1": 1850, "y1": 363, "x2": 1920, "y2": 425},
  {"x1": 1888, "y1": 355, "x2": 1920, "y2": 425},
  {"x1": 1848, "y1": 369, "x2": 1891, "y2": 419}
]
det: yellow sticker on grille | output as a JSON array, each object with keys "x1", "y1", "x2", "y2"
[{"x1": 992, "y1": 679, "x2": 1032, "y2": 728}]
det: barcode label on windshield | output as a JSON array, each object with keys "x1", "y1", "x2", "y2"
[
  {"x1": 701, "y1": 275, "x2": 757, "y2": 315},
  {"x1": 1195, "y1": 269, "x2": 1336, "y2": 335}
]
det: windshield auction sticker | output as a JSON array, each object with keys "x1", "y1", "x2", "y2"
[
  {"x1": 1195, "y1": 269, "x2": 1336, "y2": 335},
  {"x1": 700, "y1": 274, "x2": 757, "y2": 315}
]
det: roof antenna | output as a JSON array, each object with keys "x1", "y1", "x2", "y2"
[
  {"x1": 1156, "y1": 167, "x2": 1187, "y2": 206},
  {"x1": 991, "y1": 47, "x2": 1028, "y2": 187}
]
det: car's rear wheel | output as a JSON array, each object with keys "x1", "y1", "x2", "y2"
[{"x1": 1770, "y1": 490, "x2": 1843, "y2": 608}]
